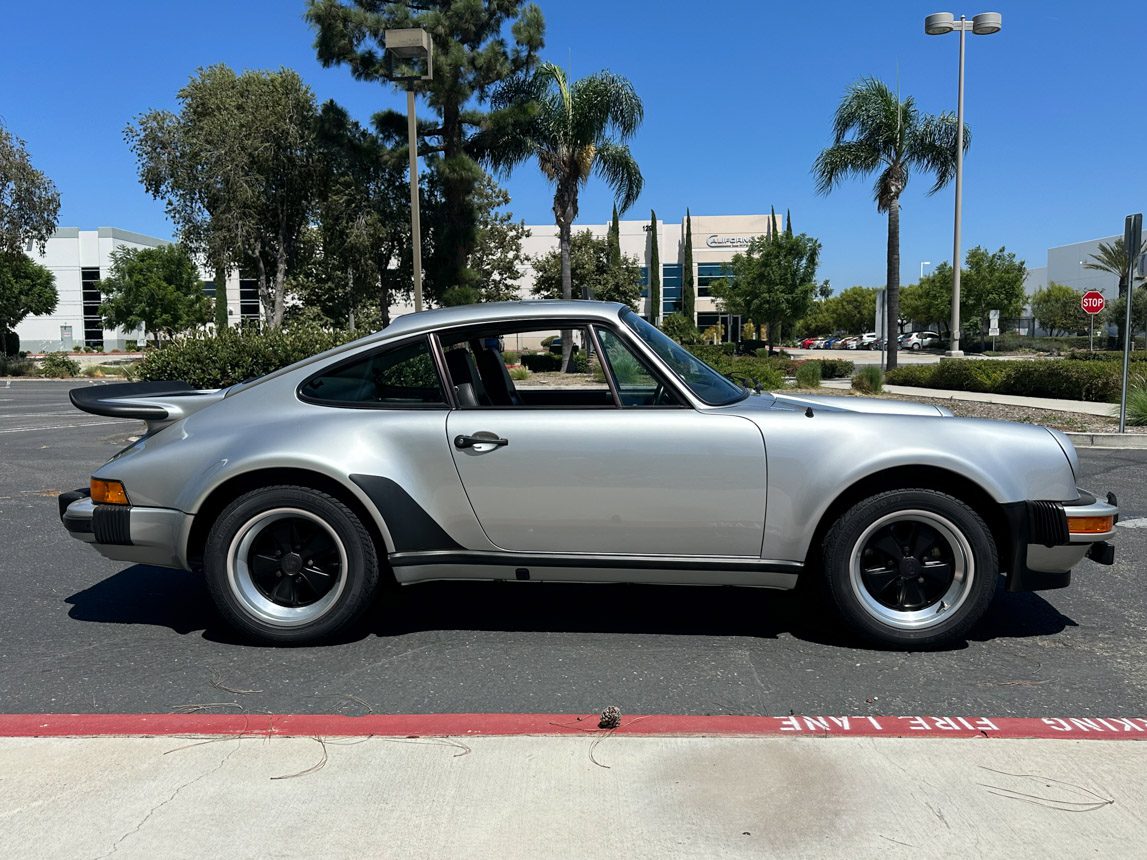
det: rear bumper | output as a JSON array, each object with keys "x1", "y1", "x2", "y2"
[
  {"x1": 59, "y1": 489, "x2": 190, "y2": 569},
  {"x1": 1004, "y1": 490, "x2": 1118, "y2": 592}
]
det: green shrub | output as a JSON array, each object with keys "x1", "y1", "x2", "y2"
[
  {"x1": 39, "y1": 352, "x2": 81, "y2": 378},
  {"x1": 795, "y1": 361, "x2": 822, "y2": 388},
  {"x1": 884, "y1": 365, "x2": 936, "y2": 387},
  {"x1": 852, "y1": 364, "x2": 884, "y2": 394},
  {"x1": 0, "y1": 354, "x2": 34, "y2": 376},
  {"x1": 720, "y1": 342, "x2": 737, "y2": 355},
  {"x1": 521, "y1": 352, "x2": 563, "y2": 372},
  {"x1": 502, "y1": 350, "x2": 520, "y2": 365},
  {"x1": 885, "y1": 358, "x2": 1122, "y2": 402},
  {"x1": 817, "y1": 359, "x2": 855, "y2": 379},
  {"x1": 135, "y1": 324, "x2": 355, "y2": 389},
  {"x1": 509, "y1": 366, "x2": 530, "y2": 381},
  {"x1": 1127, "y1": 384, "x2": 1147, "y2": 427}
]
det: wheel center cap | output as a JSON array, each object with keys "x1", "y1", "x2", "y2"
[
  {"x1": 899, "y1": 557, "x2": 920, "y2": 577},
  {"x1": 281, "y1": 553, "x2": 303, "y2": 576}
]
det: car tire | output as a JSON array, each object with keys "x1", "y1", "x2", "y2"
[
  {"x1": 204, "y1": 485, "x2": 380, "y2": 645},
  {"x1": 911, "y1": 342, "x2": 921, "y2": 351},
  {"x1": 821, "y1": 489, "x2": 998, "y2": 648}
]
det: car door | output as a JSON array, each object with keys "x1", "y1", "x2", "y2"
[{"x1": 442, "y1": 323, "x2": 767, "y2": 558}]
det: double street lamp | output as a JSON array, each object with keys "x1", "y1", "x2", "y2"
[
  {"x1": 384, "y1": 28, "x2": 434, "y2": 313},
  {"x1": 925, "y1": 11, "x2": 1001, "y2": 356}
]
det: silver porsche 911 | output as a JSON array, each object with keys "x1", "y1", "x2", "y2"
[{"x1": 59, "y1": 301, "x2": 1118, "y2": 646}]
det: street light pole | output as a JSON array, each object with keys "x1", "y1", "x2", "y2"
[
  {"x1": 406, "y1": 87, "x2": 423, "y2": 313},
  {"x1": 925, "y1": 11, "x2": 1001, "y2": 357},
  {"x1": 950, "y1": 20, "x2": 966, "y2": 356},
  {"x1": 383, "y1": 28, "x2": 434, "y2": 315}
]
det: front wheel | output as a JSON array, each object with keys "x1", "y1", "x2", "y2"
[
  {"x1": 821, "y1": 489, "x2": 998, "y2": 647},
  {"x1": 204, "y1": 485, "x2": 380, "y2": 645}
]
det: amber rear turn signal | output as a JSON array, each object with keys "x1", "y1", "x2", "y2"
[
  {"x1": 90, "y1": 478, "x2": 130, "y2": 506},
  {"x1": 1067, "y1": 515, "x2": 1114, "y2": 535}
]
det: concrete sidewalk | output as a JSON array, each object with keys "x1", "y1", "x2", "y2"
[
  {"x1": 821, "y1": 378, "x2": 1116, "y2": 416},
  {"x1": 3, "y1": 734, "x2": 1144, "y2": 858}
]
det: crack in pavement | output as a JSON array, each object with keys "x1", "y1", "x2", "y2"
[{"x1": 93, "y1": 737, "x2": 242, "y2": 859}]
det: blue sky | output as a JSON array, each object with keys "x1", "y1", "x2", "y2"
[{"x1": 2, "y1": 0, "x2": 1144, "y2": 291}]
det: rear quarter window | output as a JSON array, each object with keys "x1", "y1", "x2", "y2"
[{"x1": 299, "y1": 338, "x2": 446, "y2": 407}]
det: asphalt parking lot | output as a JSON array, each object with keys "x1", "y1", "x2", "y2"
[{"x1": 1, "y1": 379, "x2": 1144, "y2": 717}]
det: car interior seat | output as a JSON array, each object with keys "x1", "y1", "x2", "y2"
[
  {"x1": 444, "y1": 347, "x2": 492, "y2": 407},
  {"x1": 472, "y1": 339, "x2": 521, "y2": 406}
]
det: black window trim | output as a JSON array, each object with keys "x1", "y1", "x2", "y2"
[
  {"x1": 591, "y1": 323, "x2": 689, "y2": 409},
  {"x1": 296, "y1": 333, "x2": 451, "y2": 410}
]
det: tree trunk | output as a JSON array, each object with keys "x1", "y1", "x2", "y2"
[
  {"x1": 885, "y1": 199, "x2": 901, "y2": 371},
  {"x1": 556, "y1": 212, "x2": 575, "y2": 372},
  {"x1": 213, "y1": 263, "x2": 228, "y2": 330},
  {"x1": 255, "y1": 250, "x2": 272, "y2": 328},
  {"x1": 271, "y1": 221, "x2": 288, "y2": 329}
]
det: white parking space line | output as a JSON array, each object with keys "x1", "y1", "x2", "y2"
[{"x1": 0, "y1": 420, "x2": 128, "y2": 434}]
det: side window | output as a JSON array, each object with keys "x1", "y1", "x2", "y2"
[
  {"x1": 300, "y1": 338, "x2": 446, "y2": 407},
  {"x1": 439, "y1": 325, "x2": 614, "y2": 408},
  {"x1": 595, "y1": 327, "x2": 683, "y2": 407}
]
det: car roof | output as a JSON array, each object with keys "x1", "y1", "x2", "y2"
[{"x1": 224, "y1": 301, "x2": 631, "y2": 396}]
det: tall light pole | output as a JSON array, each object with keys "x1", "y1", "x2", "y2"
[
  {"x1": 925, "y1": 11, "x2": 1000, "y2": 356},
  {"x1": 384, "y1": 28, "x2": 434, "y2": 313},
  {"x1": 920, "y1": 260, "x2": 932, "y2": 280}
]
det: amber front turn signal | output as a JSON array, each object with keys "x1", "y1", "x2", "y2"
[
  {"x1": 90, "y1": 478, "x2": 130, "y2": 506},
  {"x1": 1067, "y1": 515, "x2": 1114, "y2": 535}
]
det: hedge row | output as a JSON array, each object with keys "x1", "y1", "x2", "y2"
[
  {"x1": 884, "y1": 359, "x2": 1123, "y2": 403},
  {"x1": 135, "y1": 325, "x2": 356, "y2": 389},
  {"x1": 685, "y1": 344, "x2": 852, "y2": 380},
  {"x1": 1066, "y1": 350, "x2": 1147, "y2": 363}
]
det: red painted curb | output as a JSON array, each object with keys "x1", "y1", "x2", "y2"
[{"x1": 1, "y1": 713, "x2": 1145, "y2": 739}]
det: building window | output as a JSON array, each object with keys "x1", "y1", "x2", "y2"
[
  {"x1": 239, "y1": 277, "x2": 260, "y2": 320},
  {"x1": 81, "y1": 267, "x2": 103, "y2": 349},
  {"x1": 696, "y1": 263, "x2": 732, "y2": 297}
]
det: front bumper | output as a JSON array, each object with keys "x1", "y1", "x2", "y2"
[
  {"x1": 1004, "y1": 490, "x2": 1118, "y2": 592},
  {"x1": 59, "y1": 489, "x2": 191, "y2": 569}
]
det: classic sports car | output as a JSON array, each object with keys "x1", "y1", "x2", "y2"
[{"x1": 59, "y1": 301, "x2": 1117, "y2": 647}]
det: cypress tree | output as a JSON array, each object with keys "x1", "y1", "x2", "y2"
[
  {"x1": 785, "y1": 208, "x2": 793, "y2": 238},
  {"x1": 647, "y1": 209, "x2": 660, "y2": 324},
  {"x1": 770, "y1": 205, "x2": 778, "y2": 239},
  {"x1": 681, "y1": 208, "x2": 695, "y2": 322},
  {"x1": 608, "y1": 204, "x2": 621, "y2": 269}
]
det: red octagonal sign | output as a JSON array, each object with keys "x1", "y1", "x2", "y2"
[{"x1": 1081, "y1": 290, "x2": 1106, "y2": 315}]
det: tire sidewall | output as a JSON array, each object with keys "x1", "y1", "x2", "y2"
[
  {"x1": 823, "y1": 489, "x2": 998, "y2": 647},
  {"x1": 204, "y1": 486, "x2": 378, "y2": 645}
]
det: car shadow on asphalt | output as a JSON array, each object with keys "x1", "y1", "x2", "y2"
[{"x1": 64, "y1": 566, "x2": 1077, "y2": 652}]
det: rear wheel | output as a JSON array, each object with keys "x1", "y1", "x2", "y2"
[
  {"x1": 204, "y1": 485, "x2": 379, "y2": 645},
  {"x1": 822, "y1": 489, "x2": 998, "y2": 647}
]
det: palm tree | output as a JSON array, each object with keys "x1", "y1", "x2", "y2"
[
  {"x1": 813, "y1": 78, "x2": 967, "y2": 369},
  {"x1": 1084, "y1": 237, "x2": 1146, "y2": 299},
  {"x1": 479, "y1": 63, "x2": 643, "y2": 369},
  {"x1": 1086, "y1": 237, "x2": 1147, "y2": 349}
]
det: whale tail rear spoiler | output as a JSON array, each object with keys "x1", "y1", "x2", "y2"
[{"x1": 69, "y1": 381, "x2": 224, "y2": 431}]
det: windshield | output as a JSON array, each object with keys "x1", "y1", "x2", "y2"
[{"x1": 620, "y1": 308, "x2": 747, "y2": 406}]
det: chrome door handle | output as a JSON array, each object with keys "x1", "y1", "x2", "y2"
[{"x1": 454, "y1": 433, "x2": 509, "y2": 449}]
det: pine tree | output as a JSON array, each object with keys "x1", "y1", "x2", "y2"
[
  {"x1": 681, "y1": 208, "x2": 695, "y2": 322},
  {"x1": 648, "y1": 209, "x2": 660, "y2": 324}
]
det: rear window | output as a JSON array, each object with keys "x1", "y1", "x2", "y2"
[{"x1": 299, "y1": 338, "x2": 446, "y2": 407}]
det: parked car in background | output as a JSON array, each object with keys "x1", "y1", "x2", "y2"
[
  {"x1": 799, "y1": 336, "x2": 819, "y2": 350},
  {"x1": 857, "y1": 332, "x2": 878, "y2": 350},
  {"x1": 59, "y1": 301, "x2": 1117, "y2": 648},
  {"x1": 902, "y1": 331, "x2": 941, "y2": 351},
  {"x1": 838, "y1": 336, "x2": 859, "y2": 350}
]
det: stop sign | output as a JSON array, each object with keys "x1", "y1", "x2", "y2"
[{"x1": 1081, "y1": 290, "x2": 1106, "y2": 315}]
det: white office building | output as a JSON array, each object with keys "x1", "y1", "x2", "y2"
[{"x1": 15, "y1": 227, "x2": 259, "y2": 353}]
